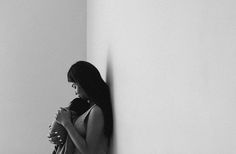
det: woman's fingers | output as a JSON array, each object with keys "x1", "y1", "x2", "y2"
[
  {"x1": 60, "y1": 107, "x2": 69, "y2": 113},
  {"x1": 54, "y1": 108, "x2": 63, "y2": 119},
  {"x1": 54, "y1": 107, "x2": 71, "y2": 125}
]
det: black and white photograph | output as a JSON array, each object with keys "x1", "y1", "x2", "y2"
[{"x1": 0, "y1": 0, "x2": 236, "y2": 154}]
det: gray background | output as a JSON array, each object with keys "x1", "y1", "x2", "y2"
[
  {"x1": 1, "y1": 0, "x2": 236, "y2": 153},
  {"x1": 0, "y1": 0, "x2": 86, "y2": 153}
]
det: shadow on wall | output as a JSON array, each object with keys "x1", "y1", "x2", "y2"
[{"x1": 106, "y1": 50, "x2": 117, "y2": 154}]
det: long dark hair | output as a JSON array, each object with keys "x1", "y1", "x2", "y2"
[{"x1": 67, "y1": 61, "x2": 113, "y2": 140}]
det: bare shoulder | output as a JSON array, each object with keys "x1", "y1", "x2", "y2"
[
  {"x1": 86, "y1": 104, "x2": 104, "y2": 132},
  {"x1": 86, "y1": 105, "x2": 106, "y2": 151},
  {"x1": 89, "y1": 105, "x2": 104, "y2": 121}
]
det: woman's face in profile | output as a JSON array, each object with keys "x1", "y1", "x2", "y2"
[{"x1": 72, "y1": 82, "x2": 88, "y2": 99}]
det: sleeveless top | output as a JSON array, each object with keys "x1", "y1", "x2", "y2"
[{"x1": 73, "y1": 104, "x2": 108, "y2": 154}]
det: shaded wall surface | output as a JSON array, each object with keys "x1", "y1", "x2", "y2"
[
  {"x1": 0, "y1": 0, "x2": 86, "y2": 153},
  {"x1": 87, "y1": 0, "x2": 236, "y2": 153}
]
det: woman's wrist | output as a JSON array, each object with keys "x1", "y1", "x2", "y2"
[{"x1": 62, "y1": 120, "x2": 72, "y2": 128}]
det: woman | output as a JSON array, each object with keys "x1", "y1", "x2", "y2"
[{"x1": 54, "y1": 61, "x2": 113, "y2": 154}]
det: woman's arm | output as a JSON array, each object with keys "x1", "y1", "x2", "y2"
[
  {"x1": 57, "y1": 106, "x2": 104, "y2": 154},
  {"x1": 63, "y1": 121, "x2": 88, "y2": 153},
  {"x1": 85, "y1": 106, "x2": 104, "y2": 153}
]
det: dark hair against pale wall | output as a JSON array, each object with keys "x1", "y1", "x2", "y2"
[{"x1": 67, "y1": 61, "x2": 113, "y2": 143}]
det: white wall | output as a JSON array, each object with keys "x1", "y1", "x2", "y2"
[
  {"x1": 87, "y1": 0, "x2": 236, "y2": 153},
  {"x1": 0, "y1": 0, "x2": 86, "y2": 153}
]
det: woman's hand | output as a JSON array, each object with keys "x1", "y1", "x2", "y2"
[{"x1": 55, "y1": 107, "x2": 71, "y2": 127}]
